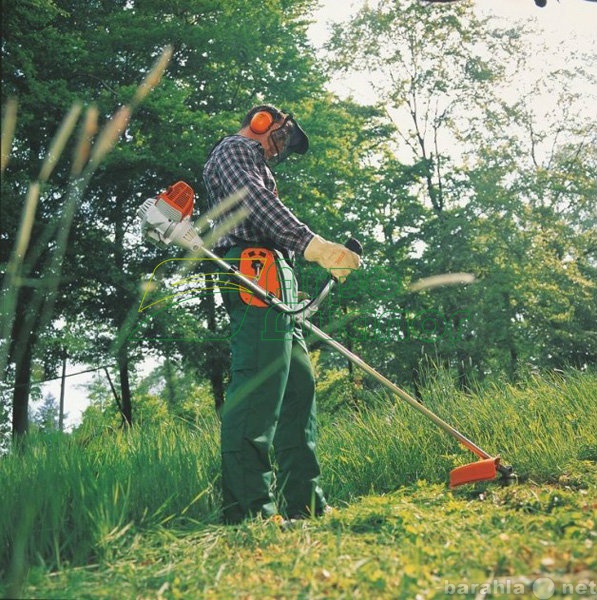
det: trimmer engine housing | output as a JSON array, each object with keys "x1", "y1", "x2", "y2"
[{"x1": 137, "y1": 181, "x2": 202, "y2": 252}]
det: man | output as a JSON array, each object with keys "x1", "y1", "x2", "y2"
[{"x1": 203, "y1": 104, "x2": 360, "y2": 523}]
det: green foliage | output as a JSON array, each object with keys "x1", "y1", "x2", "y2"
[
  {"x1": 322, "y1": 0, "x2": 597, "y2": 387},
  {"x1": 5, "y1": 0, "x2": 594, "y2": 432},
  {"x1": 1, "y1": 0, "x2": 330, "y2": 427},
  {"x1": 78, "y1": 361, "x2": 218, "y2": 429}
]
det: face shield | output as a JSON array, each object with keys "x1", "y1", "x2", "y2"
[{"x1": 267, "y1": 114, "x2": 309, "y2": 167}]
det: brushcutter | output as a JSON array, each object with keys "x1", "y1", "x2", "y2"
[{"x1": 137, "y1": 182, "x2": 514, "y2": 488}]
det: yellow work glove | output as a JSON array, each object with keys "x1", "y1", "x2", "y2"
[{"x1": 303, "y1": 235, "x2": 361, "y2": 282}]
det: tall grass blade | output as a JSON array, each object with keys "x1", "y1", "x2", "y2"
[
  {"x1": 88, "y1": 105, "x2": 131, "y2": 167},
  {"x1": 0, "y1": 182, "x2": 40, "y2": 377},
  {"x1": 1, "y1": 97, "x2": 17, "y2": 173},
  {"x1": 71, "y1": 105, "x2": 99, "y2": 176},
  {"x1": 1, "y1": 104, "x2": 82, "y2": 374},
  {"x1": 9, "y1": 49, "x2": 175, "y2": 372},
  {"x1": 132, "y1": 45, "x2": 174, "y2": 106},
  {"x1": 193, "y1": 186, "x2": 248, "y2": 235},
  {"x1": 38, "y1": 102, "x2": 82, "y2": 182}
]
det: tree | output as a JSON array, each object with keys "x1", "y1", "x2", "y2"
[
  {"x1": 1, "y1": 0, "x2": 86, "y2": 434},
  {"x1": 31, "y1": 392, "x2": 63, "y2": 432},
  {"x1": 325, "y1": 0, "x2": 597, "y2": 385},
  {"x1": 1, "y1": 0, "x2": 343, "y2": 430}
]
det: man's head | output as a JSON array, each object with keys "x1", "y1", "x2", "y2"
[{"x1": 240, "y1": 104, "x2": 309, "y2": 166}]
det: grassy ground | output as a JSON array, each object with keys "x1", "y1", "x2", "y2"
[
  {"x1": 13, "y1": 471, "x2": 597, "y2": 599},
  {"x1": 2, "y1": 371, "x2": 596, "y2": 598}
]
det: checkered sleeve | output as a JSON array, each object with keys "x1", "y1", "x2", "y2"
[{"x1": 216, "y1": 137, "x2": 314, "y2": 254}]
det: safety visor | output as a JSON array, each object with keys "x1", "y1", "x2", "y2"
[
  {"x1": 269, "y1": 113, "x2": 309, "y2": 164},
  {"x1": 285, "y1": 114, "x2": 309, "y2": 155}
]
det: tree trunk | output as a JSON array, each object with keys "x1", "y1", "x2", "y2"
[
  {"x1": 411, "y1": 365, "x2": 423, "y2": 401},
  {"x1": 456, "y1": 350, "x2": 472, "y2": 393},
  {"x1": 209, "y1": 358, "x2": 225, "y2": 414},
  {"x1": 203, "y1": 276, "x2": 226, "y2": 412},
  {"x1": 12, "y1": 344, "x2": 32, "y2": 436},
  {"x1": 342, "y1": 305, "x2": 354, "y2": 379},
  {"x1": 503, "y1": 292, "x2": 519, "y2": 381},
  {"x1": 118, "y1": 348, "x2": 133, "y2": 426},
  {"x1": 10, "y1": 286, "x2": 38, "y2": 438},
  {"x1": 164, "y1": 357, "x2": 177, "y2": 408},
  {"x1": 509, "y1": 344, "x2": 519, "y2": 382}
]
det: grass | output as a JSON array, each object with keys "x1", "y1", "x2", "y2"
[
  {"x1": 1, "y1": 370, "x2": 596, "y2": 598},
  {"x1": 9, "y1": 476, "x2": 597, "y2": 599},
  {"x1": 319, "y1": 369, "x2": 597, "y2": 499}
]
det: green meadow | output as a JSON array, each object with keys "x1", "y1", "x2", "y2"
[{"x1": 2, "y1": 371, "x2": 596, "y2": 599}]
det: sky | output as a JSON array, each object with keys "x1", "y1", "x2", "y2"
[{"x1": 40, "y1": 0, "x2": 596, "y2": 430}]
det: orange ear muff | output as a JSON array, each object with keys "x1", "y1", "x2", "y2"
[{"x1": 250, "y1": 111, "x2": 274, "y2": 134}]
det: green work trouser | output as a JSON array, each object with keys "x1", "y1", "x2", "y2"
[{"x1": 219, "y1": 247, "x2": 326, "y2": 523}]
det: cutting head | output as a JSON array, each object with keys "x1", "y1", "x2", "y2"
[{"x1": 449, "y1": 457, "x2": 501, "y2": 488}]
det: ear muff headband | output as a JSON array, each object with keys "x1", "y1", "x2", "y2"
[{"x1": 250, "y1": 111, "x2": 275, "y2": 134}]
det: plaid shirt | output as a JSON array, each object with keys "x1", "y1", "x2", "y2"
[{"x1": 203, "y1": 135, "x2": 314, "y2": 256}]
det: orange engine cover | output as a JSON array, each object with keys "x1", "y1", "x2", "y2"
[
  {"x1": 157, "y1": 181, "x2": 195, "y2": 220},
  {"x1": 238, "y1": 248, "x2": 281, "y2": 308}
]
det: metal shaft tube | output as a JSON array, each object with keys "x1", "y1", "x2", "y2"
[{"x1": 302, "y1": 319, "x2": 492, "y2": 461}]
